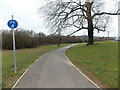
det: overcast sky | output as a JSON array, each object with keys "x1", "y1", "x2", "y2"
[{"x1": 0, "y1": 0, "x2": 119, "y2": 37}]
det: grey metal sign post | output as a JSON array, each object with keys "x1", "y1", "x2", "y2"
[{"x1": 7, "y1": 15, "x2": 18, "y2": 73}]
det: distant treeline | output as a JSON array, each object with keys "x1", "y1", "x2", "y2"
[
  {"x1": 2, "y1": 28, "x2": 83, "y2": 50},
  {"x1": 2, "y1": 28, "x2": 114, "y2": 50}
]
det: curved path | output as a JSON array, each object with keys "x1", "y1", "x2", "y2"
[{"x1": 14, "y1": 44, "x2": 99, "y2": 88}]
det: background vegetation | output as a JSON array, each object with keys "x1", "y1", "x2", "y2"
[
  {"x1": 2, "y1": 28, "x2": 113, "y2": 50},
  {"x1": 2, "y1": 28, "x2": 83, "y2": 50}
]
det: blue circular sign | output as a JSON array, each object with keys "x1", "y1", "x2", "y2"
[{"x1": 7, "y1": 20, "x2": 18, "y2": 29}]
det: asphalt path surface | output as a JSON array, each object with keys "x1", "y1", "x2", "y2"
[{"x1": 14, "y1": 44, "x2": 99, "y2": 88}]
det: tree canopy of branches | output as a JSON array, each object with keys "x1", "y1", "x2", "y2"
[{"x1": 40, "y1": 0, "x2": 120, "y2": 45}]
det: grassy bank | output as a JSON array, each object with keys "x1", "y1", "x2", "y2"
[
  {"x1": 66, "y1": 41, "x2": 118, "y2": 88},
  {"x1": 2, "y1": 44, "x2": 71, "y2": 88}
]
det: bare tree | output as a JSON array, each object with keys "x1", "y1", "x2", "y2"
[{"x1": 40, "y1": 0, "x2": 120, "y2": 45}]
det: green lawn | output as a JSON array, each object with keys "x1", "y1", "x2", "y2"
[
  {"x1": 2, "y1": 44, "x2": 71, "y2": 88},
  {"x1": 66, "y1": 41, "x2": 118, "y2": 88}
]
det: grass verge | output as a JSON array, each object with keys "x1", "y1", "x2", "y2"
[
  {"x1": 66, "y1": 41, "x2": 118, "y2": 88},
  {"x1": 2, "y1": 44, "x2": 71, "y2": 88}
]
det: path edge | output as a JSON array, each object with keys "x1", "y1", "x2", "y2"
[
  {"x1": 11, "y1": 52, "x2": 49, "y2": 89},
  {"x1": 64, "y1": 44, "x2": 102, "y2": 90},
  {"x1": 12, "y1": 44, "x2": 102, "y2": 89}
]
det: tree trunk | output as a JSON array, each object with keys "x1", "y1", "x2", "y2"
[
  {"x1": 87, "y1": 2, "x2": 94, "y2": 45},
  {"x1": 58, "y1": 37, "x2": 61, "y2": 47},
  {"x1": 58, "y1": 43, "x2": 60, "y2": 47},
  {"x1": 58, "y1": 39, "x2": 60, "y2": 47},
  {"x1": 88, "y1": 19, "x2": 94, "y2": 45}
]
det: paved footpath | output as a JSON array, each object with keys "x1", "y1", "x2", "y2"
[{"x1": 14, "y1": 44, "x2": 99, "y2": 88}]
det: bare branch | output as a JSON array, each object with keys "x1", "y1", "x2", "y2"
[
  {"x1": 92, "y1": 12, "x2": 120, "y2": 19},
  {"x1": 67, "y1": 27, "x2": 88, "y2": 37}
]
